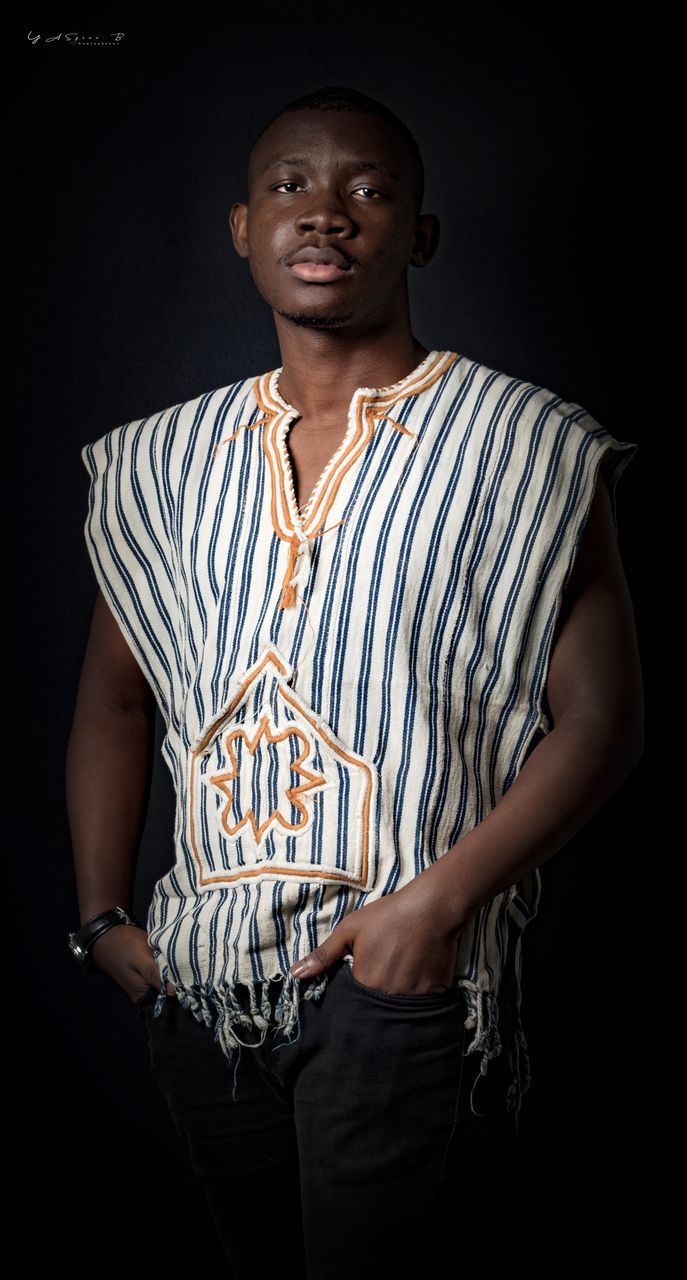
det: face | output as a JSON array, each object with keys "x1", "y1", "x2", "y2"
[{"x1": 229, "y1": 110, "x2": 438, "y2": 332}]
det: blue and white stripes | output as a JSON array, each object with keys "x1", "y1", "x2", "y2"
[{"x1": 81, "y1": 348, "x2": 638, "y2": 1119}]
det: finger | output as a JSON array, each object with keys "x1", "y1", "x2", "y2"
[
  {"x1": 136, "y1": 965, "x2": 163, "y2": 993},
  {"x1": 289, "y1": 936, "x2": 350, "y2": 978},
  {"x1": 146, "y1": 971, "x2": 177, "y2": 998}
]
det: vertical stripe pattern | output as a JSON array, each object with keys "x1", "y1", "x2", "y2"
[{"x1": 80, "y1": 349, "x2": 638, "y2": 1120}]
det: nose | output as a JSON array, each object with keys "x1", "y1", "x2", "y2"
[{"x1": 296, "y1": 189, "x2": 355, "y2": 235}]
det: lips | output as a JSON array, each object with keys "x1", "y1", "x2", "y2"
[
  {"x1": 286, "y1": 245, "x2": 354, "y2": 284},
  {"x1": 288, "y1": 246, "x2": 352, "y2": 269}
]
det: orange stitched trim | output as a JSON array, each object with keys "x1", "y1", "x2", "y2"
[
  {"x1": 279, "y1": 532, "x2": 302, "y2": 610},
  {"x1": 370, "y1": 410, "x2": 416, "y2": 437},
  {"x1": 247, "y1": 355, "x2": 460, "y2": 614},
  {"x1": 281, "y1": 404, "x2": 419, "y2": 537},
  {"x1": 290, "y1": 393, "x2": 367, "y2": 533},
  {"x1": 279, "y1": 519, "x2": 344, "y2": 610},
  {"x1": 255, "y1": 376, "x2": 368, "y2": 538},
  {"x1": 370, "y1": 410, "x2": 421, "y2": 493},
  {"x1": 188, "y1": 650, "x2": 373, "y2": 890},
  {"x1": 206, "y1": 714, "x2": 326, "y2": 844},
  {"x1": 272, "y1": 405, "x2": 417, "y2": 610},
  {"x1": 195, "y1": 648, "x2": 290, "y2": 754},
  {"x1": 188, "y1": 647, "x2": 374, "y2": 888},
  {"x1": 212, "y1": 413, "x2": 272, "y2": 458}
]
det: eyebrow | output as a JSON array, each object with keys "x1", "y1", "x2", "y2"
[{"x1": 259, "y1": 155, "x2": 400, "y2": 181}]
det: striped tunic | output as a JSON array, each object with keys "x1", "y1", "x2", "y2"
[{"x1": 80, "y1": 348, "x2": 638, "y2": 1121}]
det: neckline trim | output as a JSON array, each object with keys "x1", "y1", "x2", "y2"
[
  {"x1": 269, "y1": 348, "x2": 445, "y2": 413},
  {"x1": 255, "y1": 350, "x2": 460, "y2": 577}
]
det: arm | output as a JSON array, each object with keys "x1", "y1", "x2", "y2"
[
  {"x1": 289, "y1": 473, "x2": 644, "y2": 991},
  {"x1": 66, "y1": 588, "x2": 174, "y2": 1001},
  {"x1": 414, "y1": 468, "x2": 644, "y2": 933}
]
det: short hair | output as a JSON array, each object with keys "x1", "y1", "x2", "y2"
[{"x1": 247, "y1": 85, "x2": 425, "y2": 216}]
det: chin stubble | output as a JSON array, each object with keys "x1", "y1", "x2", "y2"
[{"x1": 275, "y1": 307, "x2": 357, "y2": 328}]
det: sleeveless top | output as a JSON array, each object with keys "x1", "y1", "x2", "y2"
[{"x1": 80, "y1": 348, "x2": 638, "y2": 1122}]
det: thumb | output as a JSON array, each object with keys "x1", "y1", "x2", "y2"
[{"x1": 289, "y1": 935, "x2": 350, "y2": 979}]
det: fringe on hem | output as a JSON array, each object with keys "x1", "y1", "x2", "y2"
[
  {"x1": 150, "y1": 960, "x2": 330, "y2": 1100},
  {"x1": 457, "y1": 977, "x2": 532, "y2": 1131},
  {"x1": 149, "y1": 958, "x2": 531, "y2": 1122}
]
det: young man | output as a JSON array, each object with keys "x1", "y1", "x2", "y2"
[{"x1": 66, "y1": 85, "x2": 642, "y2": 1273}]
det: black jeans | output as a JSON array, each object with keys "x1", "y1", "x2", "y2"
[{"x1": 138, "y1": 956, "x2": 519, "y2": 1278}]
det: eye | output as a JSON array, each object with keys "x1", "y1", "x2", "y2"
[{"x1": 271, "y1": 181, "x2": 385, "y2": 199}]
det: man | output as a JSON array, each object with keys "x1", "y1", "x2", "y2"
[{"x1": 66, "y1": 85, "x2": 642, "y2": 1274}]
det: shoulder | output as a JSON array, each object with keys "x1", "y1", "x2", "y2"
[
  {"x1": 452, "y1": 351, "x2": 601, "y2": 437},
  {"x1": 449, "y1": 351, "x2": 637, "y2": 488},
  {"x1": 80, "y1": 370, "x2": 264, "y2": 472}
]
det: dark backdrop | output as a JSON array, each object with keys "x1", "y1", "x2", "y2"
[{"x1": 11, "y1": 10, "x2": 646, "y2": 1267}]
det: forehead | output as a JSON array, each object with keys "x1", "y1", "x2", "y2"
[{"x1": 248, "y1": 110, "x2": 409, "y2": 185}]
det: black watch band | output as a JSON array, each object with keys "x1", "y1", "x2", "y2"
[{"x1": 67, "y1": 906, "x2": 142, "y2": 975}]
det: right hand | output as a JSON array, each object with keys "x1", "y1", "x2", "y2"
[{"x1": 90, "y1": 925, "x2": 177, "y2": 1004}]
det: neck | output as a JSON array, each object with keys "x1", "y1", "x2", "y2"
[{"x1": 272, "y1": 325, "x2": 429, "y2": 417}]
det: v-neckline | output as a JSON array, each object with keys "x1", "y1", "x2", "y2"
[
  {"x1": 265, "y1": 348, "x2": 447, "y2": 535},
  {"x1": 281, "y1": 423, "x2": 346, "y2": 524}
]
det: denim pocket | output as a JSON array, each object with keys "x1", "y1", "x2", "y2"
[{"x1": 343, "y1": 960, "x2": 461, "y2": 1009}]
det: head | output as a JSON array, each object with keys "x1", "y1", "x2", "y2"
[{"x1": 229, "y1": 86, "x2": 439, "y2": 334}]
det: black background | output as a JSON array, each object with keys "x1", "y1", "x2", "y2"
[{"x1": 11, "y1": 8, "x2": 647, "y2": 1267}]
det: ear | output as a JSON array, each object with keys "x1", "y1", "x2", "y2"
[
  {"x1": 229, "y1": 201, "x2": 250, "y2": 260},
  {"x1": 410, "y1": 212, "x2": 440, "y2": 269}
]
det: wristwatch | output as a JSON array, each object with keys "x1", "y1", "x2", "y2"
[{"x1": 67, "y1": 906, "x2": 142, "y2": 974}]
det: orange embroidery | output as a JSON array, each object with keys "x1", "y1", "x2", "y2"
[
  {"x1": 212, "y1": 413, "x2": 271, "y2": 458},
  {"x1": 204, "y1": 713, "x2": 326, "y2": 845},
  {"x1": 211, "y1": 353, "x2": 460, "y2": 617},
  {"x1": 189, "y1": 646, "x2": 375, "y2": 889},
  {"x1": 273, "y1": 410, "x2": 417, "y2": 611},
  {"x1": 370, "y1": 411, "x2": 415, "y2": 437},
  {"x1": 258, "y1": 390, "x2": 416, "y2": 613},
  {"x1": 278, "y1": 519, "x2": 344, "y2": 610}
]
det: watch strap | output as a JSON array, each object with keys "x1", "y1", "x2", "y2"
[{"x1": 68, "y1": 906, "x2": 141, "y2": 973}]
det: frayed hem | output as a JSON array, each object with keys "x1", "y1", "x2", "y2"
[
  {"x1": 457, "y1": 977, "x2": 531, "y2": 1131},
  {"x1": 149, "y1": 961, "x2": 330, "y2": 1100}
]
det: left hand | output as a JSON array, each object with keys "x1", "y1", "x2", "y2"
[{"x1": 288, "y1": 875, "x2": 462, "y2": 995}]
